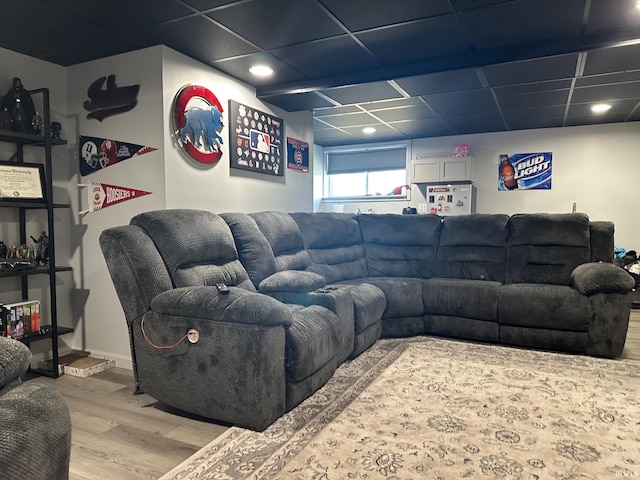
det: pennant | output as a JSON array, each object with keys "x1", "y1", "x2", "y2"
[
  {"x1": 78, "y1": 182, "x2": 151, "y2": 215},
  {"x1": 79, "y1": 135, "x2": 156, "y2": 176}
]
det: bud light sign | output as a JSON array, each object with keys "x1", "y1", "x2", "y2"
[{"x1": 498, "y1": 152, "x2": 552, "y2": 191}]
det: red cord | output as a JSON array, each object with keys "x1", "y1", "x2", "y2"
[{"x1": 141, "y1": 312, "x2": 189, "y2": 349}]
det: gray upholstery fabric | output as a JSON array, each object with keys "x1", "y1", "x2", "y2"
[
  {"x1": 425, "y1": 315, "x2": 499, "y2": 342},
  {"x1": 132, "y1": 209, "x2": 255, "y2": 290},
  {"x1": 586, "y1": 292, "x2": 631, "y2": 357},
  {"x1": 292, "y1": 212, "x2": 368, "y2": 283},
  {"x1": 221, "y1": 212, "x2": 278, "y2": 288},
  {"x1": 500, "y1": 325, "x2": 588, "y2": 353},
  {"x1": 437, "y1": 214, "x2": 509, "y2": 282},
  {"x1": 381, "y1": 315, "x2": 425, "y2": 338},
  {"x1": 424, "y1": 278, "x2": 502, "y2": 321},
  {"x1": 258, "y1": 270, "x2": 326, "y2": 292},
  {"x1": 250, "y1": 211, "x2": 312, "y2": 272},
  {"x1": 0, "y1": 336, "x2": 31, "y2": 387},
  {"x1": 506, "y1": 213, "x2": 591, "y2": 284},
  {"x1": 357, "y1": 214, "x2": 441, "y2": 278},
  {"x1": 356, "y1": 277, "x2": 425, "y2": 319},
  {"x1": 498, "y1": 283, "x2": 591, "y2": 331},
  {"x1": 0, "y1": 337, "x2": 71, "y2": 480},
  {"x1": 570, "y1": 262, "x2": 635, "y2": 295},
  {"x1": 589, "y1": 221, "x2": 615, "y2": 262}
]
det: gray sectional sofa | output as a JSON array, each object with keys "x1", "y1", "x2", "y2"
[{"x1": 99, "y1": 210, "x2": 634, "y2": 431}]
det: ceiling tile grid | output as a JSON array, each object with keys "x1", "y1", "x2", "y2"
[{"x1": 1, "y1": 0, "x2": 640, "y2": 146}]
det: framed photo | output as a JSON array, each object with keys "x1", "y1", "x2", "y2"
[
  {"x1": 229, "y1": 100, "x2": 284, "y2": 177},
  {"x1": 0, "y1": 162, "x2": 46, "y2": 200}
]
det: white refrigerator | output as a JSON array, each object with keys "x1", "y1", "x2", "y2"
[{"x1": 425, "y1": 182, "x2": 476, "y2": 216}]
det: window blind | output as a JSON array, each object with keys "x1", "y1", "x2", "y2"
[{"x1": 327, "y1": 146, "x2": 407, "y2": 174}]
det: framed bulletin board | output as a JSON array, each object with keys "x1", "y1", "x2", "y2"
[{"x1": 229, "y1": 100, "x2": 284, "y2": 176}]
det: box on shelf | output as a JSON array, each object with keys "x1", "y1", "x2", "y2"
[{"x1": 1, "y1": 300, "x2": 40, "y2": 338}]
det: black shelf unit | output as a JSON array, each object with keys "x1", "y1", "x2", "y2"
[{"x1": 0, "y1": 87, "x2": 72, "y2": 378}]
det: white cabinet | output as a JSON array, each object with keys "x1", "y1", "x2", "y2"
[{"x1": 411, "y1": 155, "x2": 472, "y2": 183}]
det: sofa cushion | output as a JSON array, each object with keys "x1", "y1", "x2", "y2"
[
  {"x1": 505, "y1": 213, "x2": 591, "y2": 285},
  {"x1": 498, "y1": 283, "x2": 591, "y2": 332},
  {"x1": 292, "y1": 212, "x2": 368, "y2": 283},
  {"x1": 358, "y1": 214, "x2": 441, "y2": 278},
  {"x1": 131, "y1": 210, "x2": 255, "y2": 291},
  {"x1": 437, "y1": 214, "x2": 509, "y2": 282},
  {"x1": 423, "y1": 278, "x2": 502, "y2": 321},
  {"x1": 348, "y1": 277, "x2": 424, "y2": 319},
  {"x1": 250, "y1": 211, "x2": 312, "y2": 272},
  {"x1": 221, "y1": 212, "x2": 277, "y2": 288}
]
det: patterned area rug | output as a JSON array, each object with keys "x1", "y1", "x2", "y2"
[{"x1": 160, "y1": 337, "x2": 640, "y2": 480}]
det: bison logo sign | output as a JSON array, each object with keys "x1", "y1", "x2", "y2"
[{"x1": 173, "y1": 85, "x2": 225, "y2": 164}]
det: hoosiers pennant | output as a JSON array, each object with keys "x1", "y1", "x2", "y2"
[
  {"x1": 80, "y1": 135, "x2": 156, "y2": 176},
  {"x1": 78, "y1": 182, "x2": 151, "y2": 215}
]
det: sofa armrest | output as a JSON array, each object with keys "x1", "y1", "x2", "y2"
[
  {"x1": 570, "y1": 262, "x2": 635, "y2": 296},
  {"x1": 0, "y1": 337, "x2": 32, "y2": 388},
  {"x1": 258, "y1": 270, "x2": 326, "y2": 293},
  {"x1": 150, "y1": 286, "x2": 294, "y2": 326}
]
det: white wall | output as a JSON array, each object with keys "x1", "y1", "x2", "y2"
[
  {"x1": 410, "y1": 123, "x2": 640, "y2": 248},
  {"x1": 160, "y1": 47, "x2": 313, "y2": 213},
  {"x1": 66, "y1": 47, "x2": 167, "y2": 365},
  {"x1": 65, "y1": 46, "x2": 313, "y2": 367}
]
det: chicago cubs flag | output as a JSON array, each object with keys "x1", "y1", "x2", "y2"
[{"x1": 78, "y1": 182, "x2": 151, "y2": 215}]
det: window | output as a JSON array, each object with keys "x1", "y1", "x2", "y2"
[{"x1": 325, "y1": 145, "x2": 408, "y2": 198}]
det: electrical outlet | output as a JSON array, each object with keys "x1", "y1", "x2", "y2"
[{"x1": 418, "y1": 203, "x2": 427, "y2": 213}]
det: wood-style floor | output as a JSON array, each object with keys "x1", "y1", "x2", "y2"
[{"x1": 29, "y1": 309, "x2": 640, "y2": 480}]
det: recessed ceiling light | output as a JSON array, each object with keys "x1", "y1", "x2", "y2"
[
  {"x1": 249, "y1": 65, "x2": 273, "y2": 77},
  {"x1": 362, "y1": 127, "x2": 376, "y2": 134},
  {"x1": 591, "y1": 103, "x2": 612, "y2": 113}
]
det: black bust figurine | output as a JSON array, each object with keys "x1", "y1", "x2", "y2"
[{"x1": 0, "y1": 77, "x2": 37, "y2": 134}]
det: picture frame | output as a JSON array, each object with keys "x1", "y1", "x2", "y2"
[{"x1": 0, "y1": 161, "x2": 46, "y2": 200}]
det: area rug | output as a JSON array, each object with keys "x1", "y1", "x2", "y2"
[{"x1": 160, "y1": 337, "x2": 640, "y2": 480}]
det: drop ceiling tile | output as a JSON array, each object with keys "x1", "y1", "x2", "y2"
[
  {"x1": 364, "y1": 97, "x2": 425, "y2": 110},
  {"x1": 585, "y1": 0, "x2": 640, "y2": 33},
  {"x1": 356, "y1": 15, "x2": 471, "y2": 65},
  {"x1": 211, "y1": 54, "x2": 305, "y2": 86},
  {"x1": 129, "y1": 16, "x2": 258, "y2": 63},
  {"x1": 395, "y1": 69, "x2": 483, "y2": 96},
  {"x1": 494, "y1": 79, "x2": 573, "y2": 96},
  {"x1": 182, "y1": 0, "x2": 240, "y2": 11},
  {"x1": 567, "y1": 99, "x2": 640, "y2": 116},
  {"x1": 389, "y1": 119, "x2": 455, "y2": 137},
  {"x1": 40, "y1": 0, "x2": 193, "y2": 32},
  {"x1": 458, "y1": 0, "x2": 584, "y2": 49},
  {"x1": 427, "y1": 94, "x2": 498, "y2": 117},
  {"x1": 320, "y1": 82, "x2": 403, "y2": 105},
  {"x1": 497, "y1": 89, "x2": 570, "y2": 110},
  {"x1": 627, "y1": 108, "x2": 640, "y2": 121},
  {"x1": 502, "y1": 106, "x2": 567, "y2": 123},
  {"x1": 565, "y1": 113, "x2": 629, "y2": 126},
  {"x1": 441, "y1": 112, "x2": 506, "y2": 131},
  {"x1": 314, "y1": 105, "x2": 363, "y2": 116},
  {"x1": 320, "y1": 112, "x2": 379, "y2": 128},
  {"x1": 314, "y1": 128, "x2": 359, "y2": 147},
  {"x1": 271, "y1": 36, "x2": 380, "y2": 78},
  {"x1": 582, "y1": 43, "x2": 640, "y2": 76},
  {"x1": 571, "y1": 82, "x2": 640, "y2": 103},
  {"x1": 318, "y1": 0, "x2": 451, "y2": 31},
  {"x1": 371, "y1": 106, "x2": 437, "y2": 122},
  {"x1": 576, "y1": 71, "x2": 640, "y2": 88},
  {"x1": 483, "y1": 54, "x2": 579, "y2": 87},
  {"x1": 506, "y1": 117, "x2": 565, "y2": 131},
  {"x1": 206, "y1": 0, "x2": 344, "y2": 50},
  {"x1": 262, "y1": 92, "x2": 336, "y2": 111}
]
